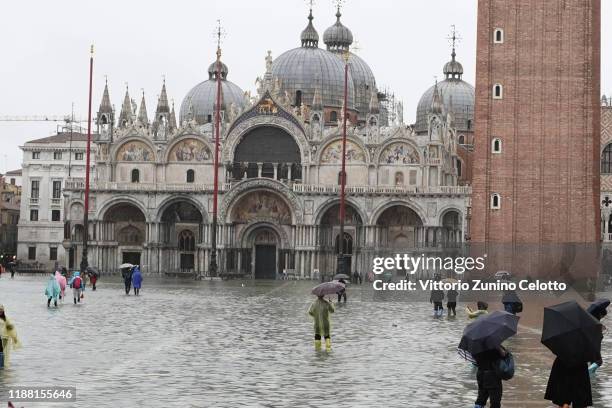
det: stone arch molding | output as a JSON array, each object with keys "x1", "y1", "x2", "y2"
[
  {"x1": 154, "y1": 194, "x2": 209, "y2": 223},
  {"x1": 111, "y1": 136, "x2": 157, "y2": 163},
  {"x1": 375, "y1": 139, "x2": 422, "y2": 165},
  {"x1": 314, "y1": 197, "x2": 368, "y2": 225},
  {"x1": 369, "y1": 200, "x2": 428, "y2": 226},
  {"x1": 222, "y1": 116, "x2": 310, "y2": 164},
  {"x1": 219, "y1": 178, "x2": 304, "y2": 224},
  {"x1": 95, "y1": 195, "x2": 151, "y2": 223},
  {"x1": 438, "y1": 206, "x2": 464, "y2": 225},
  {"x1": 238, "y1": 221, "x2": 291, "y2": 249}
]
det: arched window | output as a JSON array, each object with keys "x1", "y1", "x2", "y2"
[
  {"x1": 178, "y1": 230, "x2": 195, "y2": 251},
  {"x1": 493, "y1": 84, "x2": 503, "y2": 99},
  {"x1": 186, "y1": 169, "x2": 195, "y2": 183},
  {"x1": 602, "y1": 144, "x2": 612, "y2": 174},
  {"x1": 457, "y1": 159, "x2": 462, "y2": 177},
  {"x1": 131, "y1": 169, "x2": 140, "y2": 183},
  {"x1": 335, "y1": 232, "x2": 353, "y2": 255},
  {"x1": 330, "y1": 111, "x2": 338, "y2": 122},
  {"x1": 492, "y1": 138, "x2": 502, "y2": 153},
  {"x1": 101, "y1": 115, "x2": 108, "y2": 125},
  {"x1": 458, "y1": 135, "x2": 465, "y2": 145},
  {"x1": 491, "y1": 193, "x2": 501, "y2": 210},
  {"x1": 295, "y1": 90, "x2": 302, "y2": 107},
  {"x1": 494, "y1": 28, "x2": 504, "y2": 43},
  {"x1": 394, "y1": 171, "x2": 404, "y2": 186},
  {"x1": 338, "y1": 171, "x2": 347, "y2": 185}
]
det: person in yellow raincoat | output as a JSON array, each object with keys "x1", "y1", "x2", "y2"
[
  {"x1": 308, "y1": 295, "x2": 334, "y2": 351},
  {"x1": 0, "y1": 304, "x2": 21, "y2": 368}
]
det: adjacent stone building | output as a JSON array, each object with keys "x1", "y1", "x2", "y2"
[
  {"x1": 62, "y1": 8, "x2": 470, "y2": 277},
  {"x1": 471, "y1": 0, "x2": 601, "y2": 278},
  {"x1": 17, "y1": 132, "x2": 93, "y2": 270},
  {"x1": 0, "y1": 174, "x2": 21, "y2": 255}
]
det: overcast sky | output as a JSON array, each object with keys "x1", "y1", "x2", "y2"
[{"x1": 1, "y1": 0, "x2": 611, "y2": 173}]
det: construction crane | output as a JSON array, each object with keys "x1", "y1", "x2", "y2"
[{"x1": 0, "y1": 115, "x2": 87, "y2": 123}]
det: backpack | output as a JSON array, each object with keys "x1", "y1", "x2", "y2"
[
  {"x1": 73, "y1": 276, "x2": 81, "y2": 289},
  {"x1": 495, "y1": 352, "x2": 515, "y2": 381}
]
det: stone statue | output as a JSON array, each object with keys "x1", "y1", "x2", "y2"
[
  {"x1": 396, "y1": 101, "x2": 404, "y2": 125},
  {"x1": 265, "y1": 50, "x2": 273, "y2": 74}
]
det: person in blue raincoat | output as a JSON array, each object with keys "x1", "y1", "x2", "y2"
[
  {"x1": 132, "y1": 266, "x2": 143, "y2": 296},
  {"x1": 45, "y1": 272, "x2": 60, "y2": 308},
  {"x1": 68, "y1": 271, "x2": 84, "y2": 304}
]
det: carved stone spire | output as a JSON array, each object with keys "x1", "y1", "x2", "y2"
[
  {"x1": 368, "y1": 89, "x2": 379, "y2": 114},
  {"x1": 169, "y1": 99, "x2": 177, "y2": 130},
  {"x1": 118, "y1": 85, "x2": 132, "y2": 127},
  {"x1": 137, "y1": 91, "x2": 149, "y2": 127}
]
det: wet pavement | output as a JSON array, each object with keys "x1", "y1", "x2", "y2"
[{"x1": 1, "y1": 275, "x2": 611, "y2": 407}]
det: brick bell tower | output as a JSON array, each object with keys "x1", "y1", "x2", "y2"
[{"x1": 471, "y1": 0, "x2": 601, "y2": 280}]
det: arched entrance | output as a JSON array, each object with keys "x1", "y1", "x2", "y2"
[
  {"x1": 229, "y1": 189, "x2": 293, "y2": 279},
  {"x1": 319, "y1": 203, "x2": 363, "y2": 275},
  {"x1": 102, "y1": 202, "x2": 147, "y2": 270},
  {"x1": 376, "y1": 205, "x2": 424, "y2": 249},
  {"x1": 159, "y1": 201, "x2": 204, "y2": 273}
]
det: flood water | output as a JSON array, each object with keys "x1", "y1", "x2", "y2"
[{"x1": 1, "y1": 275, "x2": 612, "y2": 407}]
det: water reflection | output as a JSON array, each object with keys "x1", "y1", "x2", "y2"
[{"x1": 0, "y1": 277, "x2": 610, "y2": 407}]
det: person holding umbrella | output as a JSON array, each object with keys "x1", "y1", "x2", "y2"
[
  {"x1": 120, "y1": 264, "x2": 134, "y2": 295},
  {"x1": 459, "y1": 310, "x2": 519, "y2": 408},
  {"x1": 335, "y1": 275, "x2": 348, "y2": 303},
  {"x1": 309, "y1": 281, "x2": 342, "y2": 351},
  {"x1": 586, "y1": 298, "x2": 609, "y2": 376},
  {"x1": 542, "y1": 301, "x2": 603, "y2": 408},
  {"x1": 502, "y1": 290, "x2": 523, "y2": 315}
]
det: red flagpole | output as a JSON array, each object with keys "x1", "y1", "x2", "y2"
[
  {"x1": 337, "y1": 52, "x2": 349, "y2": 275},
  {"x1": 81, "y1": 45, "x2": 94, "y2": 273},
  {"x1": 209, "y1": 29, "x2": 222, "y2": 278}
]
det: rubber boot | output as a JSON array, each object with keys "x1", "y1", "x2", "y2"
[
  {"x1": 325, "y1": 338, "x2": 332, "y2": 351},
  {"x1": 47, "y1": 298, "x2": 51, "y2": 307},
  {"x1": 54, "y1": 300, "x2": 58, "y2": 307},
  {"x1": 314, "y1": 340, "x2": 322, "y2": 351}
]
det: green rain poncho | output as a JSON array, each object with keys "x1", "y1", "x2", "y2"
[
  {"x1": 0, "y1": 305, "x2": 21, "y2": 367},
  {"x1": 308, "y1": 297, "x2": 335, "y2": 337},
  {"x1": 45, "y1": 276, "x2": 60, "y2": 300}
]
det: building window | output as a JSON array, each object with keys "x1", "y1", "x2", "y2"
[
  {"x1": 186, "y1": 169, "x2": 195, "y2": 183},
  {"x1": 28, "y1": 246, "x2": 36, "y2": 260},
  {"x1": 394, "y1": 171, "x2": 404, "y2": 186},
  {"x1": 493, "y1": 28, "x2": 504, "y2": 44},
  {"x1": 53, "y1": 151, "x2": 62, "y2": 160},
  {"x1": 32, "y1": 151, "x2": 40, "y2": 159},
  {"x1": 492, "y1": 138, "x2": 502, "y2": 153},
  {"x1": 458, "y1": 135, "x2": 465, "y2": 145},
  {"x1": 602, "y1": 144, "x2": 612, "y2": 174},
  {"x1": 75, "y1": 152, "x2": 84, "y2": 160},
  {"x1": 49, "y1": 247, "x2": 58, "y2": 261},
  {"x1": 467, "y1": 120, "x2": 472, "y2": 130},
  {"x1": 30, "y1": 209, "x2": 39, "y2": 221},
  {"x1": 493, "y1": 84, "x2": 503, "y2": 99},
  {"x1": 457, "y1": 159, "x2": 463, "y2": 177},
  {"x1": 51, "y1": 210, "x2": 61, "y2": 222},
  {"x1": 207, "y1": 114, "x2": 212, "y2": 123},
  {"x1": 131, "y1": 169, "x2": 140, "y2": 183},
  {"x1": 178, "y1": 230, "x2": 196, "y2": 251},
  {"x1": 330, "y1": 111, "x2": 338, "y2": 122},
  {"x1": 52, "y1": 180, "x2": 62, "y2": 199},
  {"x1": 10, "y1": 178, "x2": 15, "y2": 185},
  {"x1": 338, "y1": 171, "x2": 346, "y2": 185},
  {"x1": 295, "y1": 90, "x2": 302, "y2": 107},
  {"x1": 491, "y1": 193, "x2": 501, "y2": 210},
  {"x1": 31, "y1": 180, "x2": 40, "y2": 198}
]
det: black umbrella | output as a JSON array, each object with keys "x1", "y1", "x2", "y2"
[
  {"x1": 502, "y1": 290, "x2": 521, "y2": 304},
  {"x1": 587, "y1": 298, "x2": 610, "y2": 320},
  {"x1": 333, "y1": 274, "x2": 350, "y2": 280},
  {"x1": 458, "y1": 311, "x2": 519, "y2": 355},
  {"x1": 541, "y1": 301, "x2": 603, "y2": 365}
]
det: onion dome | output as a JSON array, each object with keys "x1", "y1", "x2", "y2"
[
  {"x1": 323, "y1": 8, "x2": 375, "y2": 120},
  {"x1": 415, "y1": 49, "x2": 474, "y2": 133},
  {"x1": 179, "y1": 59, "x2": 245, "y2": 125},
  {"x1": 323, "y1": 8, "x2": 353, "y2": 52},
  {"x1": 272, "y1": 9, "x2": 355, "y2": 110},
  {"x1": 301, "y1": 9, "x2": 319, "y2": 47}
]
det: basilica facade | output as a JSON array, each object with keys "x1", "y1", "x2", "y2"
[{"x1": 62, "y1": 9, "x2": 471, "y2": 277}]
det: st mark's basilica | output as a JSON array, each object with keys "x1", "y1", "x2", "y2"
[{"x1": 63, "y1": 8, "x2": 474, "y2": 278}]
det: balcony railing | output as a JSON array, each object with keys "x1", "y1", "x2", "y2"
[{"x1": 64, "y1": 177, "x2": 470, "y2": 196}]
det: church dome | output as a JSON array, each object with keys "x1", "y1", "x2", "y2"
[
  {"x1": 180, "y1": 59, "x2": 245, "y2": 125},
  {"x1": 415, "y1": 50, "x2": 474, "y2": 133},
  {"x1": 323, "y1": 8, "x2": 353, "y2": 52},
  {"x1": 323, "y1": 8, "x2": 376, "y2": 120},
  {"x1": 271, "y1": 9, "x2": 355, "y2": 110}
]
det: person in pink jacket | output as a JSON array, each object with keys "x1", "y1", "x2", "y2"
[{"x1": 55, "y1": 270, "x2": 67, "y2": 302}]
